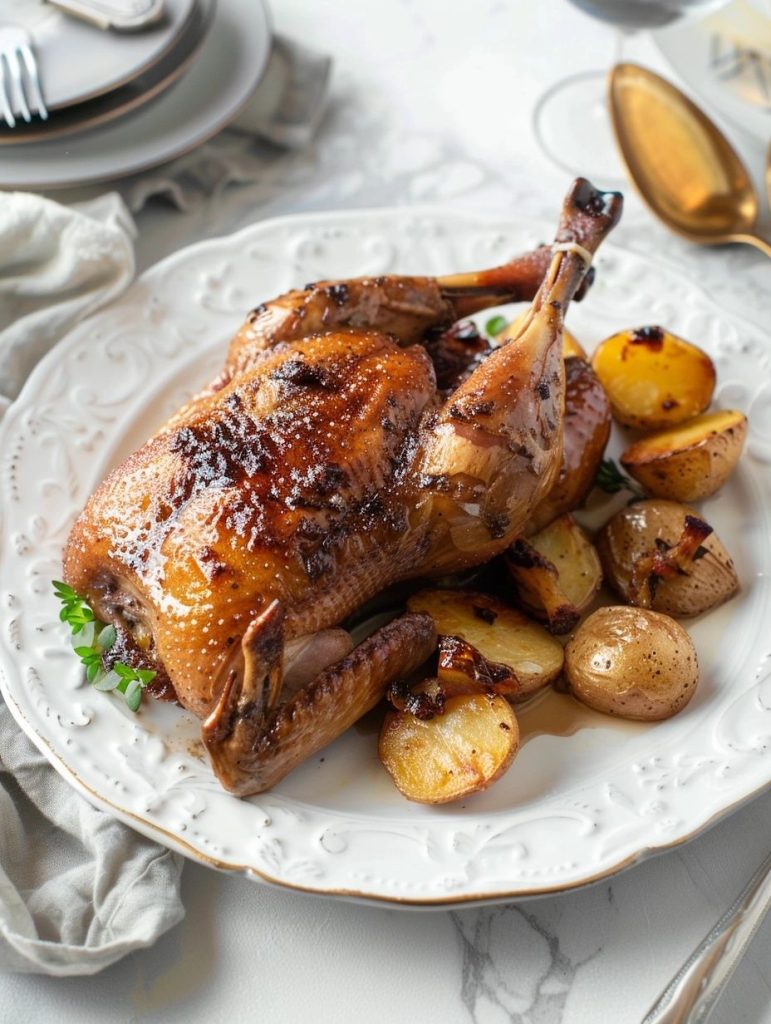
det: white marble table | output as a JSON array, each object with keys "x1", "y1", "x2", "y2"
[{"x1": 4, "y1": 1, "x2": 770, "y2": 1021}]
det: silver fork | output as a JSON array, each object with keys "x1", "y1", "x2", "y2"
[
  {"x1": 0, "y1": 26, "x2": 48, "y2": 128},
  {"x1": 642, "y1": 850, "x2": 771, "y2": 1024}
]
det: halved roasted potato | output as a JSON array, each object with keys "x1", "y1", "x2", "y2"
[
  {"x1": 598, "y1": 499, "x2": 739, "y2": 617},
  {"x1": 407, "y1": 589, "x2": 564, "y2": 699},
  {"x1": 591, "y1": 326, "x2": 716, "y2": 430},
  {"x1": 564, "y1": 606, "x2": 699, "y2": 720},
  {"x1": 527, "y1": 356, "x2": 612, "y2": 534},
  {"x1": 379, "y1": 691, "x2": 519, "y2": 803},
  {"x1": 506, "y1": 514, "x2": 602, "y2": 633},
  {"x1": 620, "y1": 409, "x2": 747, "y2": 502}
]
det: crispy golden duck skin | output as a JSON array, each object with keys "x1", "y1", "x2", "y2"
[{"x1": 63, "y1": 179, "x2": 622, "y2": 796}]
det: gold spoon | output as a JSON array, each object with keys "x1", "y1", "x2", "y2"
[{"x1": 608, "y1": 63, "x2": 771, "y2": 258}]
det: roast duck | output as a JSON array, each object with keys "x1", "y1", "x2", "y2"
[{"x1": 63, "y1": 179, "x2": 623, "y2": 796}]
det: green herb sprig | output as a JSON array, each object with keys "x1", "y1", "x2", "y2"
[
  {"x1": 594, "y1": 458, "x2": 646, "y2": 499},
  {"x1": 53, "y1": 581, "x2": 155, "y2": 712},
  {"x1": 485, "y1": 314, "x2": 508, "y2": 338}
]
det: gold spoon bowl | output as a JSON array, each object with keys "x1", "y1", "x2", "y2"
[{"x1": 609, "y1": 63, "x2": 771, "y2": 258}]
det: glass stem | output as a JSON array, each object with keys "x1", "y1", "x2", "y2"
[{"x1": 613, "y1": 29, "x2": 629, "y2": 66}]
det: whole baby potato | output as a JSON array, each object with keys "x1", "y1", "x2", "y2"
[{"x1": 564, "y1": 606, "x2": 698, "y2": 720}]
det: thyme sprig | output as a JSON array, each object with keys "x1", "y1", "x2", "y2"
[
  {"x1": 594, "y1": 458, "x2": 645, "y2": 499},
  {"x1": 53, "y1": 581, "x2": 155, "y2": 712}
]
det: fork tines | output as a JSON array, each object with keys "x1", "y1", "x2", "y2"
[{"x1": 0, "y1": 29, "x2": 48, "y2": 129}]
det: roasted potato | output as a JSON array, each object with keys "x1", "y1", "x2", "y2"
[
  {"x1": 379, "y1": 691, "x2": 519, "y2": 803},
  {"x1": 528, "y1": 356, "x2": 612, "y2": 534},
  {"x1": 505, "y1": 514, "x2": 603, "y2": 633},
  {"x1": 598, "y1": 499, "x2": 739, "y2": 617},
  {"x1": 564, "y1": 606, "x2": 698, "y2": 720},
  {"x1": 591, "y1": 326, "x2": 716, "y2": 430},
  {"x1": 620, "y1": 409, "x2": 748, "y2": 502},
  {"x1": 407, "y1": 589, "x2": 564, "y2": 699},
  {"x1": 562, "y1": 328, "x2": 587, "y2": 361}
]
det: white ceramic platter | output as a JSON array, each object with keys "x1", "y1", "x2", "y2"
[
  {"x1": 1, "y1": 207, "x2": 770, "y2": 907},
  {"x1": 0, "y1": 0, "x2": 196, "y2": 112},
  {"x1": 0, "y1": 0, "x2": 269, "y2": 189}
]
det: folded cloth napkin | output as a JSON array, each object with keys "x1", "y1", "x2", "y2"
[
  {"x1": 124, "y1": 33, "x2": 332, "y2": 212},
  {"x1": 0, "y1": 188, "x2": 185, "y2": 975},
  {"x1": 0, "y1": 702, "x2": 185, "y2": 975},
  {"x1": 0, "y1": 191, "x2": 135, "y2": 413}
]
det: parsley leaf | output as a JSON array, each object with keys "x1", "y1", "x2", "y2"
[{"x1": 52, "y1": 582, "x2": 155, "y2": 712}]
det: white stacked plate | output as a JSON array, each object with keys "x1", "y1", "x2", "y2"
[
  {"x1": 0, "y1": 0, "x2": 270, "y2": 188},
  {"x1": 653, "y1": 0, "x2": 771, "y2": 144}
]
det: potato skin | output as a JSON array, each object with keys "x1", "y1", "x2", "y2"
[
  {"x1": 597, "y1": 499, "x2": 739, "y2": 617},
  {"x1": 528, "y1": 356, "x2": 612, "y2": 535},
  {"x1": 620, "y1": 410, "x2": 747, "y2": 502},
  {"x1": 591, "y1": 326, "x2": 715, "y2": 431},
  {"x1": 564, "y1": 606, "x2": 698, "y2": 720}
]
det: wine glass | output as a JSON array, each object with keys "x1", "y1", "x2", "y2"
[{"x1": 533, "y1": 0, "x2": 732, "y2": 182}]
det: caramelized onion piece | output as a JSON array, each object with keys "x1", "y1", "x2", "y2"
[{"x1": 598, "y1": 499, "x2": 739, "y2": 617}]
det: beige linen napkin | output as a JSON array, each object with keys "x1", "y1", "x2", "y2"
[
  {"x1": 0, "y1": 191, "x2": 135, "y2": 412},
  {"x1": 124, "y1": 33, "x2": 332, "y2": 211},
  {"x1": 0, "y1": 703, "x2": 184, "y2": 975}
]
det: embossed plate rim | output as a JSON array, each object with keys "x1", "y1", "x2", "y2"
[{"x1": 1, "y1": 205, "x2": 770, "y2": 906}]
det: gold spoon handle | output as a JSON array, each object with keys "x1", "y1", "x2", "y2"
[{"x1": 735, "y1": 234, "x2": 771, "y2": 258}]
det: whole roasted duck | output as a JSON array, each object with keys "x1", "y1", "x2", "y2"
[{"x1": 63, "y1": 179, "x2": 622, "y2": 795}]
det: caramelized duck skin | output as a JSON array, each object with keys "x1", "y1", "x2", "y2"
[
  {"x1": 63, "y1": 179, "x2": 622, "y2": 796},
  {"x1": 225, "y1": 243, "x2": 569, "y2": 381},
  {"x1": 204, "y1": 606, "x2": 437, "y2": 794}
]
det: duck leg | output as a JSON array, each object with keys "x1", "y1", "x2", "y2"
[
  {"x1": 202, "y1": 606, "x2": 436, "y2": 796},
  {"x1": 223, "y1": 246, "x2": 568, "y2": 381},
  {"x1": 414, "y1": 179, "x2": 623, "y2": 573}
]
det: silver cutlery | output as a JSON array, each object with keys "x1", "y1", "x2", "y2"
[
  {"x1": 0, "y1": 26, "x2": 48, "y2": 128},
  {"x1": 642, "y1": 850, "x2": 771, "y2": 1024}
]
